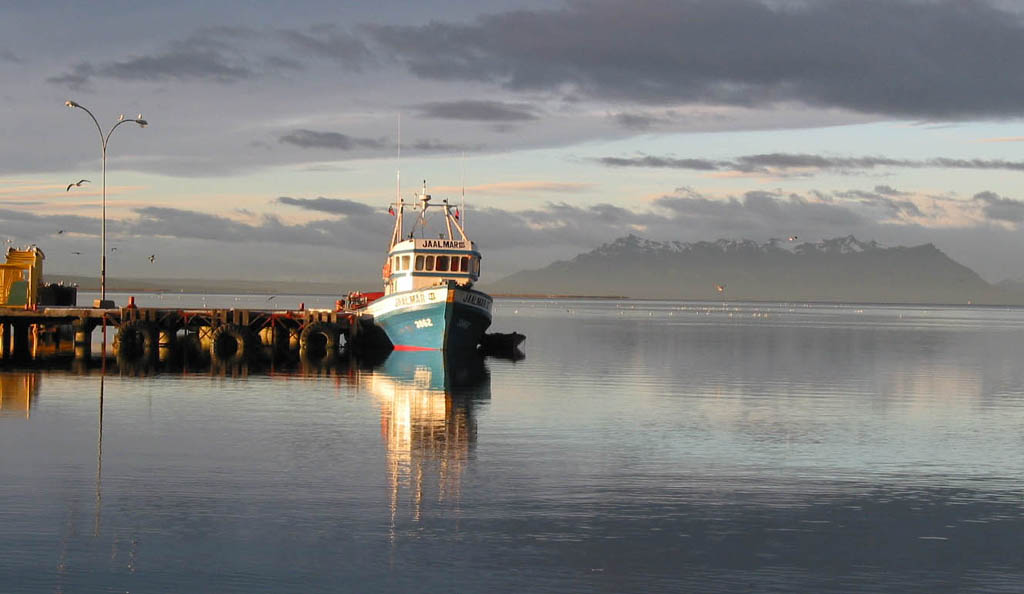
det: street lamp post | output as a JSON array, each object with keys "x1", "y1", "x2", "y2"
[{"x1": 64, "y1": 100, "x2": 147, "y2": 307}]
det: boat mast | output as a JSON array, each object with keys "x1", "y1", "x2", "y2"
[
  {"x1": 390, "y1": 114, "x2": 403, "y2": 249},
  {"x1": 461, "y1": 151, "x2": 466, "y2": 229},
  {"x1": 443, "y1": 200, "x2": 455, "y2": 240}
]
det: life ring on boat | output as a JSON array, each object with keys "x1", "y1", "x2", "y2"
[
  {"x1": 382, "y1": 260, "x2": 392, "y2": 279},
  {"x1": 210, "y1": 323, "x2": 258, "y2": 363},
  {"x1": 114, "y1": 320, "x2": 157, "y2": 360}
]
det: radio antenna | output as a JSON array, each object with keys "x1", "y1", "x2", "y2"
[
  {"x1": 396, "y1": 113, "x2": 401, "y2": 204},
  {"x1": 460, "y1": 151, "x2": 466, "y2": 229}
]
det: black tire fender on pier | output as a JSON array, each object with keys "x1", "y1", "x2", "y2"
[
  {"x1": 210, "y1": 323, "x2": 257, "y2": 362},
  {"x1": 299, "y1": 322, "x2": 342, "y2": 355},
  {"x1": 114, "y1": 320, "x2": 157, "y2": 359}
]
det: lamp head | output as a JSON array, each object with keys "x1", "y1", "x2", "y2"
[
  {"x1": 136, "y1": 119, "x2": 148, "y2": 128},
  {"x1": 65, "y1": 99, "x2": 80, "y2": 108}
]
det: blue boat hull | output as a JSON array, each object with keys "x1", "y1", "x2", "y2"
[{"x1": 364, "y1": 284, "x2": 492, "y2": 351}]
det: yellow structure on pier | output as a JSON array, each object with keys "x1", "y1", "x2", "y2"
[{"x1": 0, "y1": 247, "x2": 44, "y2": 308}]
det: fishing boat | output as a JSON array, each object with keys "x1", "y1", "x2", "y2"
[{"x1": 360, "y1": 183, "x2": 493, "y2": 351}]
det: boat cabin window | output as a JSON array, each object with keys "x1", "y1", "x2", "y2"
[
  {"x1": 425, "y1": 255, "x2": 434, "y2": 271},
  {"x1": 472, "y1": 257, "x2": 480, "y2": 275},
  {"x1": 415, "y1": 255, "x2": 424, "y2": 271},
  {"x1": 460, "y1": 256, "x2": 469, "y2": 272},
  {"x1": 401, "y1": 255, "x2": 410, "y2": 270},
  {"x1": 436, "y1": 255, "x2": 449, "y2": 272}
]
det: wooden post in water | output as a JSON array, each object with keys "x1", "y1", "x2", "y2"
[
  {"x1": 11, "y1": 322, "x2": 29, "y2": 360},
  {"x1": 73, "y1": 318, "x2": 92, "y2": 361}
]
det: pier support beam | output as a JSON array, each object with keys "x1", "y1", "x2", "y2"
[
  {"x1": 73, "y1": 319, "x2": 92, "y2": 361},
  {"x1": 11, "y1": 322, "x2": 30, "y2": 360}
]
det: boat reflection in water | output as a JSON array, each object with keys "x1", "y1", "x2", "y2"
[
  {"x1": 0, "y1": 372, "x2": 39, "y2": 419},
  {"x1": 357, "y1": 350, "x2": 490, "y2": 533}
]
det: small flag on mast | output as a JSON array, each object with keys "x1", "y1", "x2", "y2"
[
  {"x1": 454, "y1": 207, "x2": 460, "y2": 221},
  {"x1": 388, "y1": 205, "x2": 395, "y2": 216}
]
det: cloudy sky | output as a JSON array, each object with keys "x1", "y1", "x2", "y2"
[{"x1": 5, "y1": 0, "x2": 1024, "y2": 286}]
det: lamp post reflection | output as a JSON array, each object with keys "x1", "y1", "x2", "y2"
[{"x1": 95, "y1": 374, "x2": 104, "y2": 536}]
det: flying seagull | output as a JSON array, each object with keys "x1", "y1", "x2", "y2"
[
  {"x1": 715, "y1": 283, "x2": 726, "y2": 293},
  {"x1": 788, "y1": 235, "x2": 798, "y2": 241},
  {"x1": 148, "y1": 254, "x2": 155, "y2": 263},
  {"x1": 71, "y1": 251, "x2": 81, "y2": 255},
  {"x1": 110, "y1": 247, "x2": 118, "y2": 252},
  {"x1": 57, "y1": 230, "x2": 64, "y2": 234},
  {"x1": 66, "y1": 179, "x2": 90, "y2": 191}
]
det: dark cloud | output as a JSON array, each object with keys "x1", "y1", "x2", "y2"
[
  {"x1": 100, "y1": 48, "x2": 253, "y2": 83},
  {"x1": 130, "y1": 206, "x2": 388, "y2": 249},
  {"x1": 279, "y1": 129, "x2": 386, "y2": 150},
  {"x1": 410, "y1": 139, "x2": 480, "y2": 153},
  {"x1": 279, "y1": 25, "x2": 372, "y2": 68},
  {"x1": 46, "y1": 63, "x2": 95, "y2": 91},
  {"x1": 734, "y1": 154, "x2": 908, "y2": 173},
  {"x1": 0, "y1": 208, "x2": 109, "y2": 238},
  {"x1": 873, "y1": 185, "x2": 908, "y2": 197},
  {"x1": 0, "y1": 49, "x2": 22, "y2": 64},
  {"x1": 929, "y1": 158, "x2": 1024, "y2": 172},
  {"x1": 974, "y1": 191, "x2": 1024, "y2": 222},
  {"x1": 370, "y1": 0, "x2": 1024, "y2": 119},
  {"x1": 48, "y1": 28, "x2": 257, "y2": 88},
  {"x1": 276, "y1": 196, "x2": 376, "y2": 216},
  {"x1": 598, "y1": 153, "x2": 1024, "y2": 175},
  {"x1": 655, "y1": 190, "x2": 866, "y2": 233},
  {"x1": 415, "y1": 100, "x2": 538, "y2": 122},
  {"x1": 262, "y1": 55, "x2": 305, "y2": 72},
  {"x1": 835, "y1": 189, "x2": 924, "y2": 217},
  {"x1": 465, "y1": 201, "x2": 647, "y2": 250},
  {"x1": 613, "y1": 112, "x2": 668, "y2": 130},
  {"x1": 599, "y1": 155, "x2": 720, "y2": 170}
]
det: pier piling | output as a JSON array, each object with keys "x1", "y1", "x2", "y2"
[
  {"x1": 73, "y1": 320, "x2": 92, "y2": 360},
  {"x1": 1, "y1": 305, "x2": 359, "y2": 368}
]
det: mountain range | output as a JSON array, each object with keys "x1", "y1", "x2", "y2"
[{"x1": 485, "y1": 235, "x2": 1022, "y2": 304}]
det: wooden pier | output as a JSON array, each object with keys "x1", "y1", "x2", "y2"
[{"x1": 0, "y1": 304, "x2": 359, "y2": 365}]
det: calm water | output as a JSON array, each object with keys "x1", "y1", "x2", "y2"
[{"x1": 3, "y1": 298, "x2": 1024, "y2": 593}]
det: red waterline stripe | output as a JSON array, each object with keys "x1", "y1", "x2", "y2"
[{"x1": 393, "y1": 345, "x2": 438, "y2": 351}]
